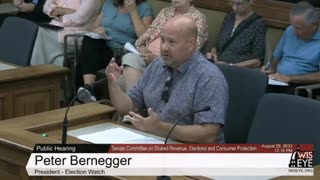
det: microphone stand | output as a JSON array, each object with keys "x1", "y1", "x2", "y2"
[
  {"x1": 164, "y1": 106, "x2": 211, "y2": 144},
  {"x1": 62, "y1": 88, "x2": 86, "y2": 145},
  {"x1": 157, "y1": 106, "x2": 211, "y2": 180},
  {"x1": 157, "y1": 176, "x2": 171, "y2": 180},
  {"x1": 62, "y1": 78, "x2": 107, "y2": 145}
]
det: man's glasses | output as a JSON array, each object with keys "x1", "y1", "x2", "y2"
[
  {"x1": 161, "y1": 76, "x2": 173, "y2": 103},
  {"x1": 227, "y1": 0, "x2": 247, "y2": 7}
]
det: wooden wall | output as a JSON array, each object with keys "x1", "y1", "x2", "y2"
[
  {"x1": 0, "y1": 0, "x2": 11, "y2": 3},
  {"x1": 1, "y1": 0, "x2": 318, "y2": 28},
  {"x1": 161, "y1": 0, "x2": 320, "y2": 29}
]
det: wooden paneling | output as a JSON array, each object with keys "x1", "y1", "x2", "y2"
[
  {"x1": 252, "y1": 0, "x2": 293, "y2": 29},
  {"x1": 0, "y1": 103, "x2": 116, "y2": 179},
  {"x1": 0, "y1": 64, "x2": 69, "y2": 120},
  {"x1": 0, "y1": 92, "x2": 9, "y2": 120},
  {"x1": 161, "y1": 0, "x2": 319, "y2": 29},
  {"x1": 0, "y1": 0, "x2": 11, "y2": 3},
  {"x1": 13, "y1": 86, "x2": 54, "y2": 117}
]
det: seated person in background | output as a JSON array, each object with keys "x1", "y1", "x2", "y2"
[
  {"x1": 262, "y1": 2, "x2": 320, "y2": 85},
  {"x1": 0, "y1": 0, "x2": 51, "y2": 27},
  {"x1": 77, "y1": 0, "x2": 153, "y2": 102},
  {"x1": 119, "y1": 0, "x2": 208, "y2": 92},
  {"x1": 106, "y1": 15, "x2": 228, "y2": 143},
  {"x1": 30, "y1": 0, "x2": 101, "y2": 66},
  {"x1": 13, "y1": 0, "x2": 51, "y2": 22},
  {"x1": 207, "y1": 0, "x2": 266, "y2": 68}
]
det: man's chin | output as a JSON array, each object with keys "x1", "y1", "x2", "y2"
[
  {"x1": 297, "y1": 35, "x2": 312, "y2": 41},
  {"x1": 163, "y1": 58, "x2": 173, "y2": 66},
  {"x1": 162, "y1": 57, "x2": 170, "y2": 62}
]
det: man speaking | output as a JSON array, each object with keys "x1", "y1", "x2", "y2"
[{"x1": 106, "y1": 15, "x2": 228, "y2": 144}]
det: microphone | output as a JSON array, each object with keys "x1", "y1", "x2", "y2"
[
  {"x1": 157, "y1": 106, "x2": 211, "y2": 180},
  {"x1": 62, "y1": 78, "x2": 107, "y2": 144},
  {"x1": 164, "y1": 106, "x2": 211, "y2": 144},
  {"x1": 86, "y1": 78, "x2": 107, "y2": 87}
]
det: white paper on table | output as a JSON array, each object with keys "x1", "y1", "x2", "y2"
[
  {"x1": 268, "y1": 79, "x2": 289, "y2": 86},
  {"x1": 124, "y1": 42, "x2": 141, "y2": 55},
  {"x1": 77, "y1": 127, "x2": 163, "y2": 144},
  {"x1": 0, "y1": 62, "x2": 16, "y2": 71}
]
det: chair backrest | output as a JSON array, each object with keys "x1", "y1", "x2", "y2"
[
  {"x1": 247, "y1": 93, "x2": 320, "y2": 165},
  {"x1": 216, "y1": 64, "x2": 268, "y2": 143},
  {"x1": 0, "y1": 17, "x2": 38, "y2": 66}
]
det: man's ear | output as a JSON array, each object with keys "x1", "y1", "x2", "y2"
[
  {"x1": 186, "y1": 37, "x2": 197, "y2": 51},
  {"x1": 311, "y1": 22, "x2": 319, "y2": 32}
]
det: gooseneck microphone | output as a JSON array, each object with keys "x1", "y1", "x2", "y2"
[
  {"x1": 62, "y1": 78, "x2": 107, "y2": 144},
  {"x1": 157, "y1": 106, "x2": 211, "y2": 180},
  {"x1": 164, "y1": 106, "x2": 211, "y2": 144}
]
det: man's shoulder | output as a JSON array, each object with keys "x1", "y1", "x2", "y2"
[
  {"x1": 193, "y1": 55, "x2": 224, "y2": 79},
  {"x1": 191, "y1": 57, "x2": 228, "y2": 95},
  {"x1": 313, "y1": 30, "x2": 320, "y2": 40},
  {"x1": 284, "y1": 25, "x2": 295, "y2": 36},
  {"x1": 144, "y1": 57, "x2": 164, "y2": 72}
]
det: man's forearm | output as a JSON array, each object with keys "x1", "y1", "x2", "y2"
[
  {"x1": 108, "y1": 81, "x2": 135, "y2": 115},
  {"x1": 130, "y1": 9, "x2": 147, "y2": 37},
  {"x1": 155, "y1": 122, "x2": 220, "y2": 144},
  {"x1": 289, "y1": 72, "x2": 320, "y2": 84},
  {"x1": 234, "y1": 59, "x2": 262, "y2": 68},
  {"x1": 13, "y1": 0, "x2": 23, "y2": 6}
]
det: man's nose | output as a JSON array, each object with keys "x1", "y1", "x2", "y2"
[
  {"x1": 232, "y1": 6, "x2": 239, "y2": 12},
  {"x1": 161, "y1": 41, "x2": 169, "y2": 51}
]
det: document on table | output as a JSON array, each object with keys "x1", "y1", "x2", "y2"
[
  {"x1": 70, "y1": 124, "x2": 164, "y2": 144},
  {"x1": 0, "y1": 62, "x2": 17, "y2": 71},
  {"x1": 268, "y1": 79, "x2": 289, "y2": 86}
]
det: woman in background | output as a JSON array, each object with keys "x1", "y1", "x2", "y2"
[
  {"x1": 119, "y1": 0, "x2": 208, "y2": 92},
  {"x1": 13, "y1": 0, "x2": 51, "y2": 22},
  {"x1": 30, "y1": 0, "x2": 101, "y2": 66},
  {"x1": 77, "y1": 0, "x2": 153, "y2": 103},
  {"x1": 0, "y1": 0, "x2": 51, "y2": 27},
  {"x1": 207, "y1": 0, "x2": 266, "y2": 68}
]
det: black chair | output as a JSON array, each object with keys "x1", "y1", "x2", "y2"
[
  {"x1": 216, "y1": 64, "x2": 268, "y2": 143},
  {"x1": 0, "y1": 17, "x2": 38, "y2": 66},
  {"x1": 247, "y1": 93, "x2": 320, "y2": 165}
]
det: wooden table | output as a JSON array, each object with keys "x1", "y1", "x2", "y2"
[
  {"x1": 0, "y1": 64, "x2": 69, "y2": 120},
  {"x1": 0, "y1": 103, "x2": 210, "y2": 180},
  {"x1": 0, "y1": 60, "x2": 18, "y2": 70},
  {"x1": 0, "y1": 103, "x2": 318, "y2": 180}
]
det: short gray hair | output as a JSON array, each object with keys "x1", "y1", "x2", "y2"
[{"x1": 289, "y1": 2, "x2": 320, "y2": 25}]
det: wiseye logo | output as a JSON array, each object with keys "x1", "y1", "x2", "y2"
[{"x1": 289, "y1": 145, "x2": 313, "y2": 168}]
